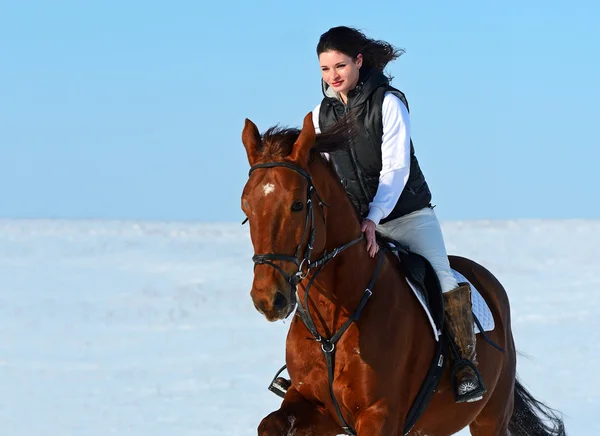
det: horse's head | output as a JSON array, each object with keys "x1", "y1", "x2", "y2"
[{"x1": 241, "y1": 113, "x2": 329, "y2": 321}]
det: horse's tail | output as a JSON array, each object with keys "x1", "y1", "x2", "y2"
[{"x1": 508, "y1": 378, "x2": 566, "y2": 435}]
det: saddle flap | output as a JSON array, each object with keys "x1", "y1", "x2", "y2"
[{"x1": 392, "y1": 247, "x2": 445, "y2": 334}]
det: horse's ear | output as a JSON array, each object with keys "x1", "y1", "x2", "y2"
[
  {"x1": 242, "y1": 118, "x2": 262, "y2": 165},
  {"x1": 290, "y1": 112, "x2": 316, "y2": 166}
]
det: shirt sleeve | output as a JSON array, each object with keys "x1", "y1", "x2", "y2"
[
  {"x1": 312, "y1": 103, "x2": 330, "y2": 160},
  {"x1": 312, "y1": 103, "x2": 321, "y2": 134},
  {"x1": 366, "y1": 92, "x2": 412, "y2": 225}
]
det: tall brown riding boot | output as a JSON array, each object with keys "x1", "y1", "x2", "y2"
[{"x1": 443, "y1": 282, "x2": 486, "y2": 403}]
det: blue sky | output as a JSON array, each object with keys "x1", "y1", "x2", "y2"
[{"x1": 2, "y1": 0, "x2": 598, "y2": 222}]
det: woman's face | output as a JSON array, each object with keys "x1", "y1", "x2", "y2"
[{"x1": 319, "y1": 50, "x2": 362, "y2": 99}]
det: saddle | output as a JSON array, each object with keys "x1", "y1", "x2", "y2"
[{"x1": 377, "y1": 234, "x2": 445, "y2": 333}]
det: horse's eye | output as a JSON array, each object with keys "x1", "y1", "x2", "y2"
[{"x1": 291, "y1": 201, "x2": 304, "y2": 212}]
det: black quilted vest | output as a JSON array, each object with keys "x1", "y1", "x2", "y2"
[{"x1": 318, "y1": 70, "x2": 432, "y2": 223}]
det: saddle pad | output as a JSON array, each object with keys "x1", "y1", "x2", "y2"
[{"x1": 406, "y1": 269, "x2": 495, "y2": 342}]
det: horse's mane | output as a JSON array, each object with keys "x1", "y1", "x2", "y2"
[{"x1": 259, "y1": 115, "x2": 358, "y2": 163}]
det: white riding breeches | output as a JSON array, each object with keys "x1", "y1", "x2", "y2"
[{"x1": 376, "y1": 207, "x2": 459, "y2": 293}]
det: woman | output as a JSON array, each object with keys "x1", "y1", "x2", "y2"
[{"x1": 312, "y1": 26, "x2": 485, "y2": 403}]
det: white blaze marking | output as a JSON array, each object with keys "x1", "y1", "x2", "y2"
[{"x1": 263, "y1": 183, "x2": 275, "y2": 196}]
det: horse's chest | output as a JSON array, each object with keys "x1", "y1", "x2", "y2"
[{"x1": 288, "y1": 341, "x2": 367, "y2": 405}]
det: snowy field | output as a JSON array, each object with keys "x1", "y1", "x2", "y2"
[{"x1": 0, "y1": 219, "x2": 598, "y2": 435}]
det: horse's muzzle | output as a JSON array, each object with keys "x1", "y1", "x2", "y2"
[{"x1": 252, "y1": 286, "x2": 297, "y2": 321}]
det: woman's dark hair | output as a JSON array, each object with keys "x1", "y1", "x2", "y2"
[{"x1": 316, "y1": 26, "x2": 404, "y2": 72}]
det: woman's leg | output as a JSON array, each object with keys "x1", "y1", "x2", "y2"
[
  {"x1": 377, "y1": 207, "x2": 486, "y2": 402},
  {"x1": 376, "y1": 207, "x2": 458, "y2": 293}
]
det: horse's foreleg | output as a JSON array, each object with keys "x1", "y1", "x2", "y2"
[
  {"x1": 258, "y1": 387, "x2": 341, "y2": 436},
  {"x1": 354, "y1": 402, "x2": 400, "y2": 436}
]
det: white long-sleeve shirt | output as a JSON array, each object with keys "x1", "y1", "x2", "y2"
[{"x1": 312, "y1": 92, "x2": 412, "y2": 225}]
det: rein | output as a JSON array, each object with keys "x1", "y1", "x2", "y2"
[{"x1": 246, "y1": 161, "x2": 381, "y2": 435}]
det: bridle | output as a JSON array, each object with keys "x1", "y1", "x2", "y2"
[
  {"x1": 245, "y1": 160, "x2": 382, "y2": 435},
  {"x1": 247, "y1": 161, "x2": 363, "y2": 288}
]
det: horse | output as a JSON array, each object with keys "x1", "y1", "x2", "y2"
[{"x1": 240, "y1": 113, "x2": 566, "y2": 435}]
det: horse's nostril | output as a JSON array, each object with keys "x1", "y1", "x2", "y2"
[
  {"x1": 273, "y1": 291, "x2": 288, "y2": 311},
  {"x1": 253, "y1": 300, "x2": 266, "y2": 314}
]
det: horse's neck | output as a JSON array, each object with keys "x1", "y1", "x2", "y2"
[
  {"x1": 311, "y1": 157, "x2": 364, "y2": 254},
  {"x1": 301, "y1": 159, "x2": 381, "y2": 326}
]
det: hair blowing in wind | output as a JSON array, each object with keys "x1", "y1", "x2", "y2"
[{"x1": 316, "y1": 26, "x2": 405, "y2": 71}]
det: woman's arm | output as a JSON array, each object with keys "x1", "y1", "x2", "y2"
[
  {"x1": 366, "y1": 92, "x2": 412, "y2": 225},
  {"x1": 312, "y1": 104, "x2": 322, "y2": 134}
]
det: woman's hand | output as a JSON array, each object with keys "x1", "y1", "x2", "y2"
[{"x1": 361, "y1": 219, "x2": 379, "y2": 258}]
